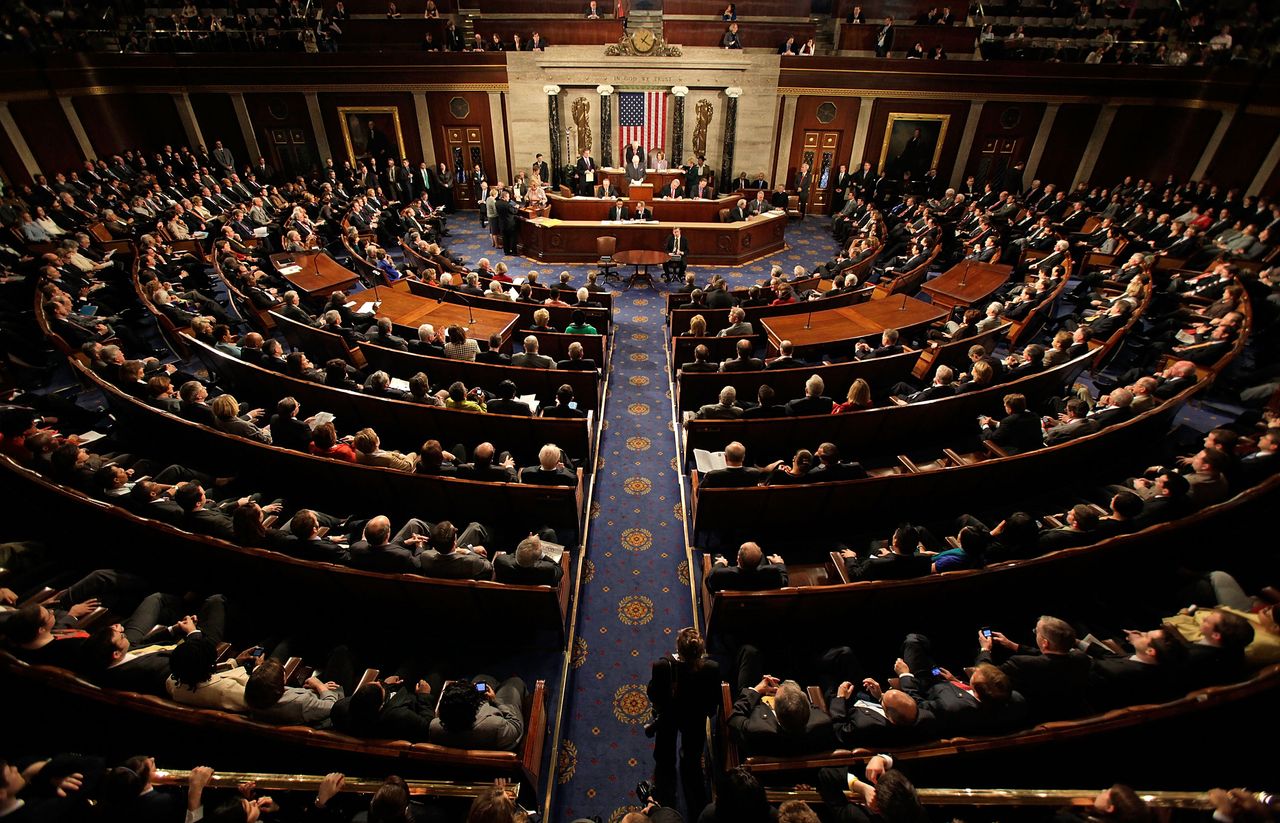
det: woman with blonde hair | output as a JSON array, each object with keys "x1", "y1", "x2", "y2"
[
  {"x1": 684, "y1": 314, "x2": 707, "y2": 337},
  {"x1": 832, "y1": 378, "x2": 872, "y2": 413}
]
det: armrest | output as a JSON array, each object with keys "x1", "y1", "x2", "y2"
[
  {"x1": 829, "y1": 551, "x2": 851, "y2": 584},
  {"x1": 983, "y1": 440, "x2": 1011, "y2": 458},
  {"x1": 896, "y1": 455, "x2": 921, "y2": 473},
  {"x1": 283, "y1": 656, "x2": 303, "y2": 683},
  {"x1": 355, "y1": 668, "x2": 380, "y2": 692},
  {"x1": 888, "y1": 395, "x2": 908, "y2": 406},
  {"x1": 77, "y1": 606, "x2": 110, "y2": 630},
  {"x1": 945, "y1": 536, "x2": 961, "y2": 549},
  {"x1": 1042, "y1": 513, "x2": 1065, "y2": 529},
  {"x1": 807, "y1": 685, "x2": 828, "y2": 713},
  {"x1": 215, "y1": 642, "x2": 232, "y2": 661}
]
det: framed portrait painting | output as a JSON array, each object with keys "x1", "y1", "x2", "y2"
[
  {"x1": 337, "y1": 106, "x2": 407, "y2": 168},
  {"x1": 878, "y1": 113, "x2": 950, "y2": 179}
]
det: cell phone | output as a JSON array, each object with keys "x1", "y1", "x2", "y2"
[
  {"x1": 253, "y1": 646, "x2": 265, "y2": 655},
  {"x1": 981, "y1": 627, "x2": 992, "y2": 639},
  {"x1": 930, "y1": 667, "x2": 942, "y2": 677},
  {"x1": 475, "y1": 682, "x2": 488, "y2": 692}
]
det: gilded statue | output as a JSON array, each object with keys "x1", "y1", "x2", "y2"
[
  {"x1": 692, "y1": 99, "x2": 713, "y2": 158},
  {"x1": 572, "y1": 97, "x2": 592, "y2": 156}
]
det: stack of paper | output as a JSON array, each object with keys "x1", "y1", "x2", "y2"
[{"x1": 278, "y1": 265, "x2": 303, "y2": 275}]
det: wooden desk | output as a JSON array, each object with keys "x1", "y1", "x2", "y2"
[
  {"x1": 616, "y1": 249, "x2": 667, "y2": 291},
  {"x1": 547, "y1": 192, "x2": 737, "y2": 223},
  {"x1": 520, "y1": 211, "x2": 787, "y2": 265},
  {"x1": 273, "y1": 252, "x2": 361, "y2": 299},
  {"x1": 761, "y1": 297, "x2": 947, "y2": 354},
  {"x1": 599, "y1": 170, "x2": 688, "y2": 195},
  {"x1": 368, "y1": 287, "x2": 520, "y2": 347},
  {"x1": 919, "y1": 261, "x2": 1012, "y2": 313}
]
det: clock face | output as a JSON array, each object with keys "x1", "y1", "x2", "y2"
[{"x1": 631, "y1": 28, "x2": 656, "y2": 52}]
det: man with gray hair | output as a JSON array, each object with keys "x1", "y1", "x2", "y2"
[
  {"x1": 696, "y1": 386, "x2": 744, "y2": 420},
  {"x1": 728, "y1": 643, "x2": 835, "y2": 756},
  {"x1": 518, "y1": 443, "x2": 577, "y2": 487},
  {"x1": 409, "y1": 323, "x2": 444, "y2": 356},
  {"x1": 718, "y1": 306, "x2": 753, "y2": 337},
  {"x1": 493, "y1": 532, "x2": 564, "y2": 586},
  {"x1": 785, "y1": 374, "x2": 834, "y2": 415},
  {"x1": 510, "y1": 336, "x2": 555, "y2": 369}
]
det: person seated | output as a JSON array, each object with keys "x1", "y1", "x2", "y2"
[
  {"x1": 540, "y1": 384, "x2": 585, "y2": 418},
  {"x1": 444, "y1": 381, "x2": 487, "y2": 412},
  {"x1": 415, "y1": 520, "x2": 494, "y2": 580},
  {"x1": 679, "y1": 344, "x2": 719, "y2": 373},
  {"x1": 511, "y1": 335, "x2": 556, "y2": 369},
  {"x1": 520, "y1": 443, "x2": 577, "y2": 486},
  {"x1": 696, "y1": 386, "x2": 744, "y2": 420},
  {"x1": 976, "y1": 615, "x2": 1093, "y2": 723},
  {"x1": 978, "y1": 393, "x2": 1043, "y2": 454},
  {"x1": 720, "y1": 338, "x2": 764, "y2": 372},
  {"x1": 742, "y1": 384, "x2": 787, "y2": 418},
  {"x1": 827, "y1": 667, "x2": 937, "y2": 748},
  {"x1": 930, "y1": 524, "x2": 988, "y2": 572},
  {"x1": 557, "y1": 341, "x2": 598, "y2": 371},
  {"x1": 1087, "y1": 624, "x2": 1190, "y2": 710},
  {"x1": 457, "y1": 442, "x2": 518, "y2": 482},
  {"x1": 785, "y1": 374, "x2": 835, "y2": 415},
  {"x1": 854, "y1": 328, "x2": 903, "y2": 360},
  {"x1": 415, "y1": 439, "x2": 460, "y2": 477},
  {"x1": 410, "y1": 323, "x2": 445, "y2": 356},
  {"x1": 331, "y1": 675, "x2": 437, "y2": 742},
  {"x1": 429, "y1": 677, "x2": 527, "y2": 750},
  {"x1": 895, "y1": 636, "x2": 1028, "y2": 735},
  {"x1": 368, "y1": 317, "x2": 408, "y2": 351},
  {"x1": 706, "y1": 541, "x2": 788, "y2": 593},
  {"x1": 352, "y1": 427, "x2": 419, "y2": 471},
  {"x1": 365, "y1": 370, "x2": 410, "y2": 401},
  {"x1": 728, "y1": 655, "x2": 835, "y2": 756},
  {"x1": 476, "y1": 333, "x2": 510, "y2": 365},
  {"x1": 893, "y1": 365, "x2": 957, "y2": 403},
  {"x1": 487, "y1": 379, "x2": 532, "y2": 416},
  {"x1": 766, "y1": 339, "x2": 804, "y2": 370},
  {"x1": 840, "y1": 524, "x2": 931, "y2": 582},
  {"x1": 310, "y1": 421, "x2": 357, "y2": 462},
  {"x1": 166, "y1": 636, "x2": 262, "y2": 711},
  {"x1": 348, "y1": 515, "x2": 432, "y2": 573},
  {"x1": 245, "y1": 653, "x2": 348, "y2": 727},
  {"x1": 806, "y1": 441, "x2": 867, "y2": 481},
  {"x1": 699, "y1": 441, "x2": 782, "y2": 488},
  {"x1": 494, "y1": 533, "x2": 565, "y2": 586},
  {"x1": 718, "y1": 306, "x2": 752, "y2": 337},
  {"x1": 767, "y1": 448, "x2": 815, "y2": 485}
]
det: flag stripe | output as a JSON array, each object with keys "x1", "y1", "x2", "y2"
[{"x1": 619, "y1": 91, "x2": 667, "y2": 156}]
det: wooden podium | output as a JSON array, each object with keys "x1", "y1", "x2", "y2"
[{"x1": 627, "y1": 182, "x2": 654, "y2": 202}]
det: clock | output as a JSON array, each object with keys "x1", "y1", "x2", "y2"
[{"x1": 630, "y1": 27, "x2": 657, "y2": 53}]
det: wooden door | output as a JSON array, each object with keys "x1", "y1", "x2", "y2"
[
  {"x1": 444, "y1": 125, "x2": 486, "y2": 210},
  {"x1": 975, "y1": 134, "x2": 1021, "y2": 186},
  {"x1": 799, "y1": 130, "x2": 842, "y2": 215},
  {"x1": 264, "y1": 127, "x2": 314, "y2": 179}
]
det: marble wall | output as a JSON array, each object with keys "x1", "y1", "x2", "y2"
[{"x1": 504, "y1": 47, "x2": 781, "y2": 183}]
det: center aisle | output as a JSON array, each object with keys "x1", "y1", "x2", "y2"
[{"x1": 551, "y1": 283, "x2": 697, "y2": 823}]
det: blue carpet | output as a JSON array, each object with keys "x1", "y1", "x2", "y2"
[{"x1": 419, "y1": 214, "x2": 842, "y2": 822}]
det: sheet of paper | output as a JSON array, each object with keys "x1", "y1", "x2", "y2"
[
  {"x1": 389, "y1": 377, "x2": 411, "y2": 392},
  {"x1": 308, "y1": 411, "x2": 336, "y2": 430},
  {"x1": 693, "y1": 448, "x2": 726, "y2": 474},
  {"x1": 356, "y1": 301, "x2": 378, "y2": 315},
  {"x1": 77, "y1": 430, "x2": 107, "y2": 445},
  {"x1": 519, "y1": 393, "x2": 542, "y2": 414}
]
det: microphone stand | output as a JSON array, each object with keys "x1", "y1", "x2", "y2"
[{"x1": 438, "y1": 290, "x2": 476, "y2": 325}]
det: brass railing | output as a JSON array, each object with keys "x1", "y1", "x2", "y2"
[
  {"x1": 151, "y1": 768, "x2": 518, "y2": 800},
  {"x1": 764, "y1": 787, "x2": 1230, "y2": 809}
]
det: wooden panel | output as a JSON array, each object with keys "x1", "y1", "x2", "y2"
[
  {"x1": 1205, "y1": 112, "x2": 1280, "y2": 192},
  {"x1": 838, "y1": 24, "x2": 978, "y2": 55},
  {"x1": 8, "y1": 98, "x2": 82, "y2": 175},
  {"x1": 519, "y1": 212, "x2": 787, "y2": 263},
  {"x1": 72, "y1": 94, "x2": 185, "y2": 158},
  {"x1": 786, "y1": 96, "x2": 860, "y2": 213},
  {"x1": 666, "y1": 20, "x2": 811, "y2": 48},
  {"x1": 478, "y1": 0, "x2": 615, "y2": 13},
  {"x1": 1033, "y1": 103, "x2": 1098, "y2": 190},
  {"x1": 962, "y1": 100, "x2": 1045, "y2": 185},
  {"x1": 665, "y1": 0, "x2": 811, "y2": 15},
  {"x1": 425, "y1": 91, "x2": 496, "y2": 188},
  {"x1": 340, "y1": 0, "x2": 457, "y2": 12},
  {"x1": 548, "y1": 192, "x2": 740, "y2": 221},
  {"x1": 242, "y1": 92, "x2": 318, "y2": 172},
  {"x1": 1091, "y1": 106, "x2": 1218, "y2": 185},
  {"x1": 338, "y1": 18, "x2": 449, "y2": 49},
  {"x1": 474, "y1": 19, "x2": 623, "y2": 46},
  {"x1": 862, "y1": 97, "x2": 970, "y2": 183},
  {"x1": 319, "y1": 92, "x2": 422, "y2": 166},
  {"x1": 189, "y1": 92, "x2": 248, "y2": 160}
]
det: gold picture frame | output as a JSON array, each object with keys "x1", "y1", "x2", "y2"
[
  {"x1": 878, "y1": 113, "x2": 950, "y2": 177},
  {"x1": 337, "y1": 106, "x2": 407, "y2": 167}
]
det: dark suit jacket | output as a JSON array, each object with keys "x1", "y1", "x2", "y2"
[
  {"x1": 332, "y1": 685, "x2": 434, "y2": 741},
  {"x1": 666, "y1": 235, "x2": 689, "y2": 255},
  {"x1": 348, "y1": 541, "x2": 422, "y2": 573},
  {"x1": 416, "y1": 548, "x2": 492, "y2": 580},
  {"x1": 977, "y1": 648, "x2": 1092, "y2": 721},
  {"x1": 487, "y1": 398, "x2": 532, "y2": 416},
  {"x1": 457, "y1": 463, "x2": 518, "y2": 483},
  {"x1": 982, "y1": 410, "x2": 1044, "y2": 453},
  {"x1": 269, "y1": 414, "x2": 313, "y2": 452},
  {"x1": 557, "y1": 357, "x2": 598, "y2": 371},
  {"x1": 519, "y1": 465, "x2": 577, "y2": 486},
  {"x1": 785, "y1": 395, "x2": 835, "y2": 415},
  {"x1": 829, "y1": 693, "x2": 938, "y2": 748},
  {"x1": 900, "y1": 675, "x2": 1028, "y2": 736},
  {"x1": 847, "y1": 551, "x2": 930, "y2": 582},
  {"x1": 806, "y1": 462, "x2": 868, "y2": 482},
  {"x1": 721, "y1": 357, "x2": 765, "y2": 372},
  {"x1": 96, "y1": 643, "x2": 174, "y2": 695},
  {"x1": 728, "y1": 687, "x2": 836, "y2": 756},
  {"x1": 1088, "y1": 656, "x2": 1175, "y2": 710},
  {"x1": 705, "y1": 562, "x2": 788, "y2": 593},
  {"x1": 493, "y1": 553, "x2": 563, "y2": 586},
  {"x1": 699, "y1": 466, "x2": 764, "y2": 488},
  {"x1": 476, "y1": 350, "x2": 511, "y2": 365}
]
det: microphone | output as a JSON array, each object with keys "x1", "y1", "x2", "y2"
[
  {"x1": 803, "y1": 307, "x2": 814, "y2": 330},
  {"x1": 899, "y1": 292, "x2": 909, "y2": 311},
  {"x1": 438, "y1": 289, "x2": 476, "y2": 324}
]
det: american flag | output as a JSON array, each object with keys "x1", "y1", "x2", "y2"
[{"x1": 618, "y1": 91, "x2": 667, "y2": 156}]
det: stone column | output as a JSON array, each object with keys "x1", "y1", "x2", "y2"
[
  {"x1": 304, "y1": 93, "x2": 332, "y2": 164},
  {"x1": 487, "y1": 91, "x2": 509, "y2": 182},
  {"x1": 0, "y1": 102, "x2": 41, "y2": 178},
  {"x1": 597, "y1": 85, "x2": 614, "y2": 168},
  {"x1": 414, "y1": 92, "x2": 436, "y2": 167},
  {"x1": 847, "y1": 96, "x2": 875, "y2": 170},
  {"x1": 1192, "y1": 108, "x2": 1234, "y2": 181},
  {"x1": 545, "y1": 85, "x2": 562, "y2": 187},
  {"x1": 772, "y1": 94, "x2": 798, "y2": 188},
  {"x1": 1072, "y1": 103, "x2": 1118, "y2": 189},
  {"x1": 230, "y1": 92, "x2": 261, "y2": 160},
  {"x1": 58, "y1": 97, "x2": 95, "y2": 161},
  {"x1": 671, "y1": 86, "x2": 688, "y2": 166},
  {"x1": 171, "y1": 92, "x2": 206, "y2": 151},
  {"x1": 950, "y1": 101, "x2": 984, "y2": 189},
  {"x1": 1024, "y1": 103, "x2": 1060, "y2": 182},
  {"x1": 720, "y1": 87, "x2": 742, "y2": 188}
]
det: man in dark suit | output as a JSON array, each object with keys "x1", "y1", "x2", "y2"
[
  {"x1": 477, "y1": 334, "x2": 511, "y2": 365},
  {"x1": 533, "y1": 153, "x2": 549, "y2": 185},
  {"x1": 679, "y1": 344, "x2": 719, "y2": 373},
  {"x1": 331, "y1": 676, "x2": 438, "y2": 742},
  {"x1": 268, "y1": 397, "x2": 314, "y2": 452},
  {"x1": 607, "y1": 198, "x2": 629, "y2": 221},
  {"x1": 663, "y1": 227, "x2": 688, "y2": 281},
  {"x1": 766, "y1": 340, "x2": 804, "y2": 369},
  {"x1": 699, "y1": 441, "x2": 782, "y2": 488},
  {"x1": 485, "y1": 380, "x2": 532, "y2": 416},
  {"x1": 82, "y1": 592, "x2": 227, "y2": 696},
  {"x1": 896, "y1": 635, "x2": 1028, "y2": 735},
  {"x1": 1088, "y1": 626, "x2": 1188, "y2": 710},
  {"x1": 497, "y1": 190, "x2": 521, "y2": 255},
  {"x1": 519, "y1": 445, "x2": 577, "y2": 486},
  {"x1": 840, "y1": 524, "x2": 931, "y2": 581},
  {"x1": 457, "y1": 443, "x2": 518, "y2": 482},
  {"x1": 348, "y1": 515, "x2": 432, "y2": 573},
  {"x1": 632, "y1": 200, "x2": 654, "y2": 221},
  {"x1": 979, "y1": 393, "x2": 1044, "y2": 453},
  {"x1": 277, "y1": 291, "x2": 316, "y2": 326},
  {"x1": 705, "y1": 542, "x2": 788, "y2": 593},
  {"x1": 807, "y1": 442, "x2": 867, "y2": 481},
  {"x1": 416, "y1": 520, "x2": 494, "y2": 580},
  {"x1": 575, "y1": 149, "x2": 598, "y2": 196},
  {"x1": 828, "y1": 674, "x2": 937, "y2": 748},
  {"x1": 785, "y1": 374, "x2": 835, "y2": 415},
  {"x1": 874, "y1": 16, "x2": 895, "y2": 56},
  {"x1": 976, "y1": 616, "x2": 1093, "y2": 722},
  {"x1": 1044, "y1": 399, "x2": 1100, "y2": 445},
  {"x1": 854, "y1": 328, "x2": 903, "y2": 360},
  {"x1": 557, "y1": 341, "x2": 598, "y2": 371},
  {"x1": 793, "y1": 162, "x2": 813, "y2": 217},
  {"x1": 746, "y1": 189, "x2": 770, "y2": 216},
  {"x1": 728, "y1": 650, "x2": 835, "y2": 756},
  {"x1": 367, "y1": 317, "x2": 409, "y2": 351},
  {"x1": 720, "y1": 338, "x2": 764, "y2": 372},
  {"x1": 726, "y1": 198, "x2": 747, "y2": 222},
  {"x1": 494, "y1": 534, "x2": 564, "y2": 586},
  {"x1": 743, "y1": 384, "x2": 788, "y2": 419}
]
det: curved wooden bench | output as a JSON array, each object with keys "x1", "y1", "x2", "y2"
[
  {"x1": 702, "y1": 471, "x2": 1280, "y2": 636},
  {"x1": 0, "y1": 648, "x2": 549, "y2": 795},
  {"x1": 72, "y1": 360, "x2": 586, "y2": 542},
  {"x1": 184, "y1": 337, "x2": 594, "y2": 466},
  {"x1": 0, "y1": 454, "x2": 573, "y2": 639},
  {"x1": 663, "y1": 277, "x2": 823, "y2": 313},
  {"x1": 405, "y1": 279, "x2": 611, "y2": 335},
  {"x1": 872, "y1": 246, "x2": 940, "y2": 300},
  {"x1": 668, "y1": 286, "x2": 874, "y2": 337},
  {"x1": 683, "y1": 351, "x2": 1093, "y2": 463},
  {"x1": 718, "y1": 663, "x2": 1280, "y2": 775},
  {"x1": 911, "y1": 323, "x2": 1011, "y2": 381},
  {"x1": 675, "y1": 347, "x2": 922, "y2": 413}
]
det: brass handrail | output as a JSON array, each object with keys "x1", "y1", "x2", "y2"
[
  {"x1": 151, "y1": 769, "x2": 518, "y2": 800},
  {"x1": 764, "y1": 787, "x2": 1231, "y2": 809}
]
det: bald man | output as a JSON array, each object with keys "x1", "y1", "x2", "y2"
[{"x1": 705, "y1": 541, "x2": 788, "y2": 593}]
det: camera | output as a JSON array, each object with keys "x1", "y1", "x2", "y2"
[{"x1": 642, "y1": 713, "x2": 660, "y2": 738}]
